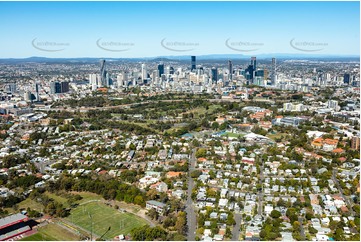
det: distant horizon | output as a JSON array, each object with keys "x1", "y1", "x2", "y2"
[
  {"x1": 1, "y1": 53, "x2": 360, "y2": 61},
  {"x1": 0, "y1": 1, "x2": 359, "y2": 58}
]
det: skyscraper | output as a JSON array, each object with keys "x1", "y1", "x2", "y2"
[
  {"x1": 61, "y1": 82, "x2": 69, "y2": 93},
  {"x1": 343, "y1": 73, "x2": 350, "y2": 85},
  {"x1": 50, "y1": 81, "x2": 69, "y2": 94},
  {"x1": 211, "y1": 67, "x2": 218, "y2": 83},
  {"x1": 191, "y1": 56, "x2": 196, "y2": 71},
  {"x1": 24, "y1": 91, "x2": 32, "y2": 102},
  {"x1": 50, "y1": 82, "x2": 61, "y2": 94},
  {"x1": 141, "y1": 63, "x2": 147, "y2": 81},
  {"x1": 251, "y1": 57, "x2": 257, "y2": 71},
  {"x1": 245, "y1": 57, "x2": 257, "y2": 83},
  {"x1": 35, "y1": 83, "x2": 40, "y2": 101},
  {"x1": 100, "y1": 59, "x2": 108, "y2": 87},
  {"x1": 157, "y1": 64, "x2": 164, "y2": 77},
  {"x1": 228, "y1": 60, "x2": 233, "y2": 81},
  {"x1": 271, "y1": 58, "x2": 276, "y2": 85},
  {"x1": 117, "y1": 74, "x2": 124, "y2": 88}
]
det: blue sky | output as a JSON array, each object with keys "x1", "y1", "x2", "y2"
[{"x1": 0, "y1": 1, "x2": 359, "y2": 58}]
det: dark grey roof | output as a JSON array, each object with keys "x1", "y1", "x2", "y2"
[
  {"x1": 146, "y1": 200, "x2": 167, "y2": 208},
  {"x1": 0, "y1": 213, "x2": 27, "y2": 229}
]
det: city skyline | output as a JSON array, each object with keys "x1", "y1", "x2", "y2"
[{"x1": 0, "y1": 1, "x2": 359, "y2": 58}]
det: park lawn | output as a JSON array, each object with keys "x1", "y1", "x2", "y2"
[
  {"x1": 20, "y1": 232, "x2": 53, "y2": 241},
  {"x1": 66, "y1": 201, "x2": 147, "y2": 240},
  {"x1": 267, "y1": 132, "x2": 287, "y2": 140},
  {"x1": 15, "y1": 198, "x2": 44, "y2": 213},
  {"x1": 45, "y1": 192, "x2": 69, "y2": 206},
  {"x1": 222, "y1": 132, "x2": 245, "y2": 138},
  {"x1": 186, "y1": 104, "x2": 222, "y2": 118},
  {"x1": 21, "y1": 223, "x2": 80, "y2": 241},
  {"x1": 70, "y1": 191, "x2": 103, "y2": 204}
]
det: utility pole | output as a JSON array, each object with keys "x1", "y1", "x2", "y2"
[
  {"x1": 88, "y1": 212, "x2": 93, "y2": 241},
  {"x1": 99, "y1": 226, "x2": 111, "y2": 241}
]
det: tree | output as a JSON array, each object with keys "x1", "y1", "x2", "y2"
[
  {"x1": 175, "y1": 211, "x2": 187, "y2": 234},
  {"x1": 270, "y1": 210, "x2": 282, "y2": 219},
  {"x1": 147, "y1": 208, "x2": 158, "y2": 221},
  {"x1": 195, "y1": 148, "x2": 207, "y2": 158},
  {"x1": 211, "y1": 122, "x2": 219, "y2": 130},
  {"x1": 190, "y1": 170, "x2": 202, "y2": 178},
  {"x1": 134, "y1": 195, "x2": 145, "y2": 207},
  {"x1": 293, "y1": 221, "x2": 301, "y2": 231},
  {"x1": 308, "y1": 225, "x2": 318, "y2": 234},
  {"x1": 130, "y1": 225, "x2": 167, "y2": 241},
  {"x1": 305, "y1": 212, "x2": 313, "y2": 220}
]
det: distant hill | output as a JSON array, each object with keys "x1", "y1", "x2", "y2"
[{"x1": 0, "y1": 54, "x2": 359, "y2": 63}]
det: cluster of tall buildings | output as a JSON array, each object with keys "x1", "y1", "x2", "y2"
[
  {"x1": 50, "y1": 81, "x2": 69, "y2": 94},
  {"x1": 89, "y1": 60, "x2": 111, "y2": 90}
]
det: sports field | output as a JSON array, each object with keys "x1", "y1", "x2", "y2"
[
  {"x1": 66, "y1": 201, "x2": 148, "y2": 240},
  {"x1": 222, "y1": 132, "x2": 245, "y2": 138},
  {"x1": 20, "y1": 223, "x2": 80, "y2": 241}
]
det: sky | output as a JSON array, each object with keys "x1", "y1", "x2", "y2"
[{"x1": 0, "y1": 1, "x2": 359, "y2": 58}]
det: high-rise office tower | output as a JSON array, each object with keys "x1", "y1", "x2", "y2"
[
  {"x1": 251, "y1": 57, "x2": 257, "y2": 71},
  {"x1": 141, "y1": 63, "x2": 147, "y2": 81},
  {"x1": 117, "y1": 74, "x2": 123, "y2": 88},
  {"x1": 24, "y1": 91, "x2": 32, "y2": 102},
  {"x1": 343, "y1": 73, "x2": 350, "y2": 85},
  {"x1": 50, "y1": 82, "x2": 61, "y2": 94},
  {"x1": 245, "y1": 56, "x2": 257, "y2": 83},
  {"x1": 228, "y1": 60, "x2": 233, "y2": 81},
  {"x1": 165, "y1": 66, "x2": 170, "y2": 75},
  {"x1": 50, "y1": 81, "x2": 69, "y2": 94},
  {"x1": 157, "y1": 64, "x2": 164, "y2": 77},
  {"x1": 152, "y1": 70, "x2": 159, "y2": 85},
  {"x1": 61, "y1": 82, "x2": 69, "y2": 93},
  {"x1": 191, "y1": 56, "x2": 196, "y2": 71},
  {"x1": 211, "y1": 67, "x2": 218, "y2": 83},
  {"x1": 271, "y1": 58, "x2": 276, "y2": 85},
  {"x1": 6, "y1": 83, "x2": 16, "y2": 93},
  {"x1": 100, "y1": 59, "x2": 108, "y2": 87},
  {"x1": 35, "y1": 83, "x2": 40, "y2": 101},
  {"x1": 89, "y1": 74, "x2": 98, "y2": 86}
]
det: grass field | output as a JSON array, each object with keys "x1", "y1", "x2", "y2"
[
  {"x1": 21, "y1": 223, "x2": 80, "y2": 241},
  {"x1": 66, "y1": 201, "x2": 147, "y2": 240},
  {"x1": 45, "y1": 192, "x2": 69, "y2": 206},
  {"x1": 222, "y1": 132, "x2": 245, "y2": 138},
  {"x1": 267, "y1": 132, "x2": 287, "y2": 140},
  {"x1": 71, "y1": 191, "x2": 103, "y2": 203},
  {"x1": 17, "y1": 197, "x2": 44, "y2": 213}
]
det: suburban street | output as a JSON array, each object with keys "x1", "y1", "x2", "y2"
[
  {"x1": 332, "y1": 168, "x2": 355, "y2": 216},
  {"x1": 231, "y1": 213, "x2": 242, "y2": 241},
  {"x1": 258, "y1": 158, "x2": 264, "y2": 216},
  {"x1": 298, "y1": 217, "x2": 305, "y2": 240},
  {"x1": 186, "y1": 148, "x2": 197, "y2": 241}
]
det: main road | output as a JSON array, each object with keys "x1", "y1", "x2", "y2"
[
  {"x1": 186, "y1": 148, "x2": 197, "y2": 241},
  {"x1": 34, "y1": 99, "x2": 240, "y2": 113}
]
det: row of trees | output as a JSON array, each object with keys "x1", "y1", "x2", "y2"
[
  {"x1": 130, "y1": 225, "x2": 168, "y2": 241},
  {"x1": 0, "y1": 154, "x2": 28, "y2": 169},
  {"x1": 47, "y1": 174, "x2": 147, "y2": 207}
]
